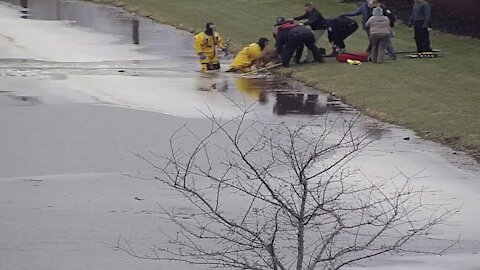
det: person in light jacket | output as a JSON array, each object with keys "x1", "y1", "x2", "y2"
[{"x1": 365, "y1": 7, "x2": 390, "y2": 63}]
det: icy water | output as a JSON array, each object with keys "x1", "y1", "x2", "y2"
[
  {"x1": 0, "y1": 0, "x2": 352, "y2": 117},
  {"x1": 0, "y1": 1, "x2": 479, "y2": 270}
]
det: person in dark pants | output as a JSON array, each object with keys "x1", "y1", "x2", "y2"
[
  {"x1": 408, "y1": 0, "x2": 432, "y2": 52},
  {"x1": 341, "y1": 0, "x2": 395, "y2": 56},
  {"x1": 290, "y1": 2, "x2": 328, "y2": 62},
  {"x1": 326, "y1": 16, "x2": 358, "y2": 55},
  {"x1": 274, "y1": 17, "x2": 324, "y2": 67}
]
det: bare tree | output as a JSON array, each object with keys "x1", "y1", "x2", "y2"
[{"x1": 121, "y1": 107, "x2": 454, "y2": 270}]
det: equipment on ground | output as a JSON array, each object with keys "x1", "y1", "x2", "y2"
[
  {"x1": 404, "y1": 52, "x2": 439, "y2": 59},
  {"x1": 396, "y1": 49, "x2": 441, "y2": 54},
  {"x1": 346, "y1": 59, "x2": 362, "y2": 65},
  {"x1": 240, "y1": 63, "x2": 282, "y2": 76},
  {"x1": 336, "y1": 52, "x2": 369, "y2": 63}
]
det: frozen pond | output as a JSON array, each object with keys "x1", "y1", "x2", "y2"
[{"x1": 0, "y1": 1, "x2": 479, "y2": 270}]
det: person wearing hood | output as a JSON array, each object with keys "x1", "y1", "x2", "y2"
[
  {"x1": 274, "y1": 17, "x2": 324, "y2": 67},
  {"x1": 366, "y1": 7, "x2": 390, "y2": 63},
  {"x1": 226, "y1": 38, "x2": 271, "y2": 73},
  {"x1": 194, "y1": 23, "x2": 227, "y2": 72},
  {"x1": 369, "y1": 0, "x2": 397, "y2": 60}
]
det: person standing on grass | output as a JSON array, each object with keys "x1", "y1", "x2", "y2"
[
  {"x1": 194, "y1": 23, "x2": 227, "y2": 72},
  {"x1": 366, "y1": 7, "x2": 390, "y2": 63},
  {"x1": 341, "y1": 0, "x2": 371, "y2": 51},
  {"x1": 408, "y1": 0, "x2": 432, "y2": 53},
  {"x1": 274, "y1": 17, "x2": 324, "y2": 67},
  {"x1": 290, "y1": 2, "x2": 328, "y2": 62},
  {"x1": 369, "y1": 0, "x2": 397, "y2": 60},
  {"x1": 226, "y1": 38, "x2": 271, "y2": 73}
]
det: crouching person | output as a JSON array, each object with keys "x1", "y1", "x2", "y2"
[
  {"x1": 326, "y1": 16, "x2": 358, "y2": 55},
  {"x1": 226, "y1": 38, "x2": 271, "y2": 73},
  {"x1": 274, "y1": 17, "x2": 324, "y2": 67}
]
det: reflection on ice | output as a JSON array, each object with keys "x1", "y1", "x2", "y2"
[
  {"x1": 0, "y1": 1, "x2": 479, "y2": 270},
  {"x1": 0, "y1": 0, "x2": 353, "y2": 119}
]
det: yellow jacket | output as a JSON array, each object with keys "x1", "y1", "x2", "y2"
[
  {"x1": 194, "y1": 31, "x2": 225, "y2": 56},
  {"x1": 230, "y1": 43, "x2": 263, "y2": 69}
]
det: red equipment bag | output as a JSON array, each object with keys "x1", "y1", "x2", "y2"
[{"x1": 336, "y1": 52, "x2": 369, "y2": 63}]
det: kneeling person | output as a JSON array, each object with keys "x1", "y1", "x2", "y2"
[{"x1": 227, "y1": 38, "x2": 270, "y2": 73}]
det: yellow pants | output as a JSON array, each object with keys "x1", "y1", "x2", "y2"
[{"x1": 200, "y1": 54, "x2": 220, "y2": 72}]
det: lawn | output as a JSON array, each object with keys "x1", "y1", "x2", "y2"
[{"x1": 91, "y1": 0, "x2": 480, "y2": 160}]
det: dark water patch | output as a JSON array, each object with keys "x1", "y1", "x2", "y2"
[
  {"x1": 363, "y1": 121, "x2": 392, "y2": 140},
  {"x1": 0, "y1": 94, "x2": 41, "y2": 106},
  {"x1": 274, "y1": 92, "x2": 325, "y2": 115},
  {"x1": 232, "y1": 76, "x2": 354, "y2": 116}
]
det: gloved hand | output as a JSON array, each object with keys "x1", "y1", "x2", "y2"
[{"x1": 199, "y1": 53, "x2": 207, "y2": 60}]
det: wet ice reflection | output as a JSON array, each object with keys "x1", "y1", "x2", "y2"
[{"x1": 0, "y1": 0, "x2": 358, "y2": 120}]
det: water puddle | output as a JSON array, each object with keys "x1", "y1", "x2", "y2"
[{"x1": 0, "y1": 93, "x2": 41, "y2": 106}]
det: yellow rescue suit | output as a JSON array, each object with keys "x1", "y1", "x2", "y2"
[
  {"x1": 228, "y1": 43, "x2": 263, "y2": 73},
  {"x1": 194, "y1": 31, "x2": 225, "y2": 72}
]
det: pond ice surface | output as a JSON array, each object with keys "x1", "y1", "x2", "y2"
[{"x1": 0, "y1": 2, "x2": 478, "y2": 270}]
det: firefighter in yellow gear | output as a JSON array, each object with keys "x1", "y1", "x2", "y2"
[
  {"x1": 227, "y1": 38, "x2": 271, "y2": 73},
  {"x1": 194, "y1": 23, "x2": 226, "y2": 72}
]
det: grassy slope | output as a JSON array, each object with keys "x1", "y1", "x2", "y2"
[{"x1": 92, "y1": 0, "x2": 480, "y2": 159}]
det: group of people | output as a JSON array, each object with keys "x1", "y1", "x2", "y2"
[{"x1": 193, "y1": 0, "x2": 433, "y2": 71}]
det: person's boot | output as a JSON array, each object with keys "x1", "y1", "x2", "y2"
[
  {"x1": 317, "y1": 55, "x2": 325, "y2": 63},
  {"x1": 328, "y1": 49, "x2": 338, "y2": 57}
]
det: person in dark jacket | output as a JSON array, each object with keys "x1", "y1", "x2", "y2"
[
  {"x1": 408, "y1": 0, "x2": 432, "y2": 52},
  {"x1": 326, "y1": 16, "x2": 358, "y2": 55},
  {"x1": 290, "y1": 2, "x2": 328, "y2": 62},
  {"x1": 342, "y1": 0, "x2": 396, "y2": 56},
  {"x1": 274, "y1": 17, "x2": 324, "y2": 67},
  {"x1": 341, "y1": 0, "x2": 370, "y2": 29}
]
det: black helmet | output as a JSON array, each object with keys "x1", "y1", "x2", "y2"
[
  {"x1": 258, "y1": 37, "x2": 269, "y2": 49},
  {"x1": 274, "y1": 17, "x2": 286, "y2": 26}
]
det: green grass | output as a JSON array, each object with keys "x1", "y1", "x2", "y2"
[{"x1": 92, "y1": 0, "x2": 480, "y2": 160}]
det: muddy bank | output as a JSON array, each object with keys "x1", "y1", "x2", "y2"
[{"x1": 342, "y1": 0, "x2": 480, "y2": 38}]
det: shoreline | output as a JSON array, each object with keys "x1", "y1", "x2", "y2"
[{"x1": 87, "y1": 0, "x2": 480, "y2": 163}]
